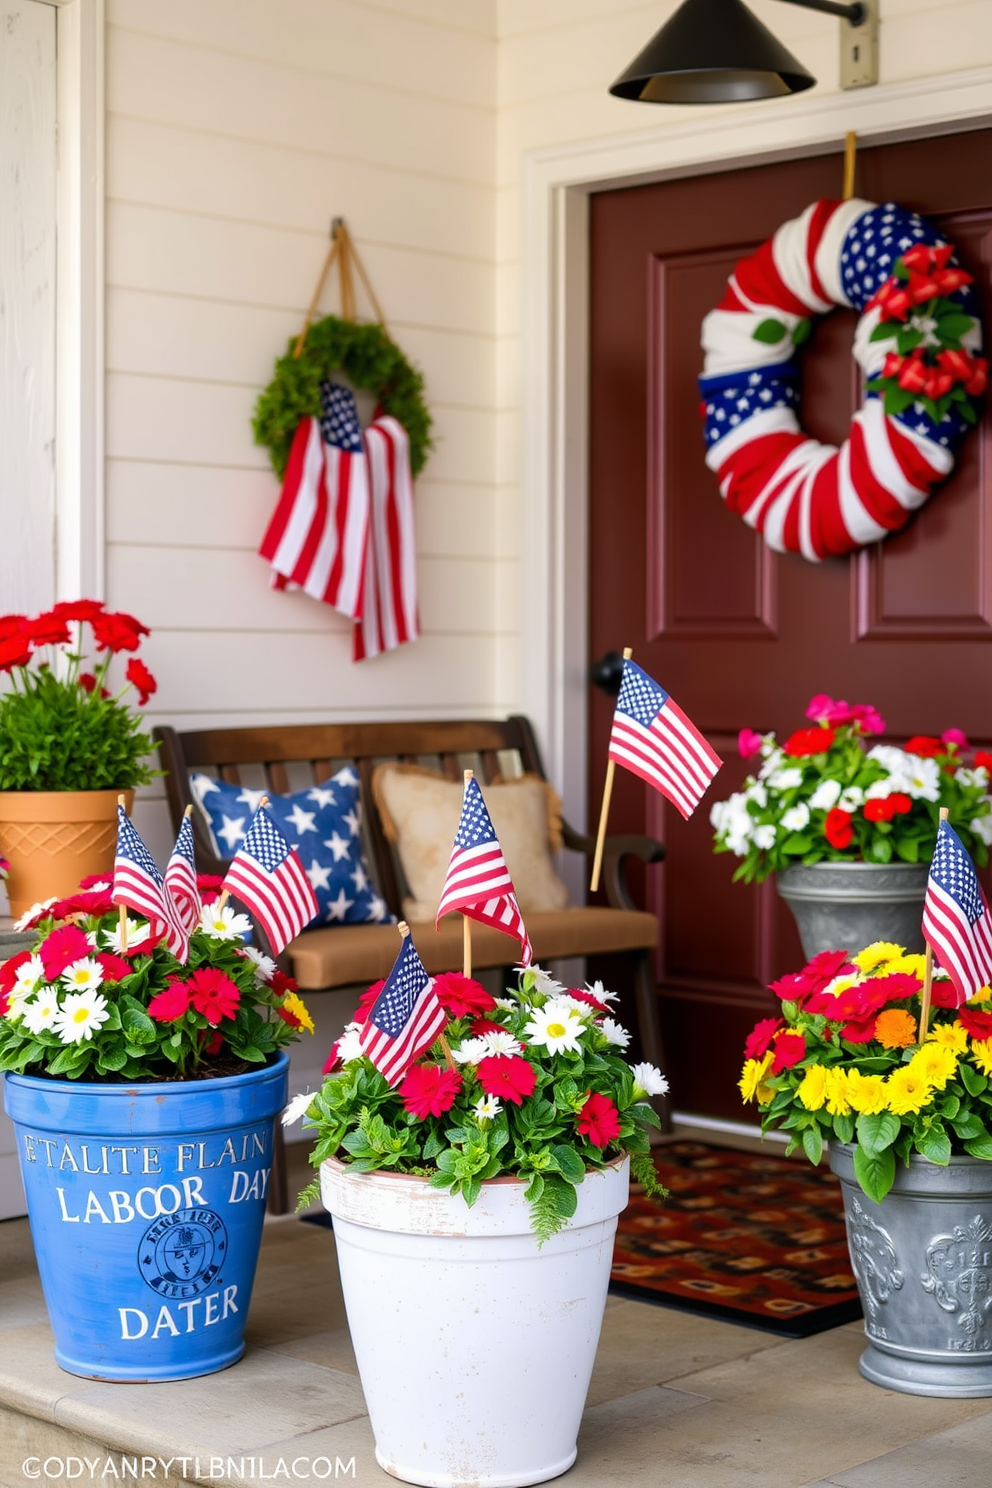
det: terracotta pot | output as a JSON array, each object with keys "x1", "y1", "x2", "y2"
[{"x1": 0, "y1": 789, "x2": 133, "y2": 917}]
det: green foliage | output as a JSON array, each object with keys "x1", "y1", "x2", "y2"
[
  {"x1": 0, "y1": 665, "x2": 157, "y2": 792},
  {"x1": 252, "y1": 316, "x2": 433, "y2": 479}
]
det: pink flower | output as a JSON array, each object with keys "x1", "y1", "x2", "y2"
[
  {"x1": 942, "y1": 728, "x2": 968, "y2": 749},
  {"x1": 576, "y1": 1092, "x2": 622, "y2": 1147},
  {"x1": 738, "y1": 729, "x2": 763, "y2": 759},
  {"x1": 849, "y1": 704, "x2": 885, "y2": 735},
  {"x1": 743, "y1": 1017, "x2": 782, "y2": 1060},
  {"x1": 770, "y1": 1031, "x2": 806, "y2": 1074},
  {"x1": 148, "y1": 982, "x2": 191, "y2": 1022},
  {"x1": 400, "y1": 1063, "x2": 463, "y2": 1120}
]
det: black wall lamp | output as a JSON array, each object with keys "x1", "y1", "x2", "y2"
[{"x1": 610, "y1": 0, "x2": 879, "y2": 105}]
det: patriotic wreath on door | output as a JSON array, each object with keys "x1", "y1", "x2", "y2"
[
  {"x1": 699, "y1": 199, "x2": 987, "y2": 562},
  {"x1": 253, "y1": 317, "x2": 432, "y2": 660}
]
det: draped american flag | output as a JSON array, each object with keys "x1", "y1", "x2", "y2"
[
  {"x1": 164, "y1": 810, "x2": 202, "y2": 937},
  {"x1": 222, "y1": 805, "x2": 319, "y2": 957},
  {"x1": 113, "y1": 805, "x2": 189, "y2": 960},
  {"x1": 608, "y1": 660, "x2": 722, "y2": 819},
  {"x1": 358, "y1": 934, "x2": 447, "y2": 1086},
  {"x1": 259, "y1": 384, "x2": 419, "y2": 660},
  {"x1": 922, "y1": 819, "x2": 992, "y2": 1007},
  {"x1": 259, "y1": 382, "x2": 370, "y2": 621},
  {"x1": 435, "y1": 776, "x2": 532, "y2": 965}
]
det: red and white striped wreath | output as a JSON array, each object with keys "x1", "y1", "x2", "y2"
[{"x1": 699, "y1": 199, "x2": 987, "y2": 561}]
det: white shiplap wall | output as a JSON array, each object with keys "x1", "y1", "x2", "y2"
[{"x1": 104, "y1": 0, "x2": 498, "y2": 855}]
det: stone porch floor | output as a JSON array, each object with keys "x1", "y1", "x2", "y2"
[{"x1": 2, "y1": 1149, "x2": 992, "y2": 1488}]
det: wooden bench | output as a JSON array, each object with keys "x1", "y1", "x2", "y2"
[{"x1": 154, "y1": 717, "x2": 667, "y2": 1201}]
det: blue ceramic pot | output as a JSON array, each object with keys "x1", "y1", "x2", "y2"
[{"x1": 4, "y1": 1053, "x2": 288, "y2": 1381}]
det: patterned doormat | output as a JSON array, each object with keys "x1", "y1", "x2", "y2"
[{"x1": 611, "y1": 1140, "x2": 862, "y2": 1337}]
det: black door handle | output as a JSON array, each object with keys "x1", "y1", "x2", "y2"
[{"x1": 589, "y1": 651, "x2": 625, "y2": 696}]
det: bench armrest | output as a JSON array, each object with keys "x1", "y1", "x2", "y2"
[{"x1": 561, "y1": 823, "x2": 665, "y2": 912}]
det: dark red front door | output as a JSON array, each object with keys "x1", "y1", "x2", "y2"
[{"x1": 589, "y1": 129, "x2": 992, "y2": 1118}]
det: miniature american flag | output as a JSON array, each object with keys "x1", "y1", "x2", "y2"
[
  {"x1": 358, "y1": 934, "x2": 446, "y2": 1085},
  {"x1": 608, "y1": 660, "x2": 722, "y2": 819},
  {"x1": 922, "y1": 819, "x2": 992, "y2": 1006},
  {"x1": 164, "y1": 811, "x2": 202, "y2": 937},
  {"x1": 113, "y1": 805, "x2": 188, "y2": 959},
  {"x1": 221, "y1": 804, "x2": 319, "y2": 957},
  {"x1": 435, "y1": 775, "x2": 532, "y2": 965}
]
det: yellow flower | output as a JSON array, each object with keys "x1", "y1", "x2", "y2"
[
  {"x1": 822, "y1": 976, "x2": 858, "y2": 1000},
  {"x1": 797, "y1": 1064, "x2": 829, "y2": 1111},
  {"x1": 909, "y1": 1043, "x2": 957, "y2": 1090},
  {"x1": 739, "y1": 1053, "x2": 774, "y2": 1104},
  {"x1": 884, "y1": 953, "x2": 927, "y2": 980},
  {"x1": 824, "y1": 1067, "x2": 852, "y2": 1117},
  {"x1": 756, "y1": 1080, "x2": 777, "y2": 1105},
  {"x1": 970, "y1": 1040, "x2": 992, "y2": 1078},
  {"x1": 968, "y1": 985, "x2": 992, "y2": 1005},
  {"x1": 845, "y1": 1069, "x2": 889, "y2": 1115},
  {"x1": 927, "y1": 1021, "x2": 969, "y2": 1053},
  {"x1": 853, "y1": 942, "x2": 905, "y2": 974},
  {"x1": 874, "y1": 1008, "x2": 918, "y2": 1050},
  {"x1": 281, "y1": 990, "x2": 315, "y2": 1034},
  {"x1": 884, "y1": 1065, "x2": 935, "y2": 1116}
]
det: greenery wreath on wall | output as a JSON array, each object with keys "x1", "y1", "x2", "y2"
[{"x1": 252, "y1": 315, "x2": 433, "y2": 480}]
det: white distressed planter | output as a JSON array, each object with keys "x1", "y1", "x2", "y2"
[{"x1": 320, "y1": 1156, "x2": 630, "y2": 1488}]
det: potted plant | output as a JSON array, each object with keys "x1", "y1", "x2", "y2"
[
  {"x1": 0, "y1": 879, "x2": 312, "y2": 1381},
  {"x1": 740, "y1": 939, "x2": 992, "y2": 1397},
  {"x1": 288, "y1": 960, "x2": 668, "y2": 1488},
  {"x1": 710, "y1": 694, "x2": 992, "y2": 956},
  {"x1": 0, "y1": 602, "x2": 160, "y2": 917}
]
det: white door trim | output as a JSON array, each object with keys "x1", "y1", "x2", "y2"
[{"x1": 519, "y1": 65, "x2": 992, "y2": 852}]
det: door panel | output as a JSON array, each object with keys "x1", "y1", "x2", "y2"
[{"x1": 589, "y1": 130, "x2": 992, "y2": 1119}]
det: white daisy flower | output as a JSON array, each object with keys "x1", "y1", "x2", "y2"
[
  {"x1": 13, "y1": 954, "x2": 46, "y2": 995},
  {"x1": 523, "y1": 999, "x2": 585, "y2": 1055},
  {"x1": 101, "y1": 918, "x2": 150, "y2": 955},
  {"x1": 904, "y1": 757, "x2": 941, "y2": 802},
  {"x1": 334, "y1": 1021, "x2": 365, "y2": 1064},
  {"x1": 52, "y1": 991, "x2": 110, "y2": 1044},
  {"x1": 60, "y1": 957, "x2": 104, "y2": 994},
  {"x1": 451, "y1": 1036, "x2": 488, "y2": 1066},
  {"x1": 22, "y1": 993, "x2": 61, "y2": 1036},
  {"x1": 585, "y1": 979, "x2": 619, "y2": 1006},
  {"x1": 599, "y1": 1017, "x2": 631, "y2": 1048},
  {"x1": 5, "y1": 987, "x2": 34, "y2": 1020},
  {"x1": 553, "y1": 993, "x2": 596, "y2": 1018},
  {"x1": 240, "y1": 946, "x2": 277, "y2": 984},
  {"x1": 473, "y1": 1094, "x2": 502, "y2": 1122},
  {"x1": 956, "y1": 767, "x2": 986, "y2": 788},
  {"x1": 281, "y1": 1090, "x2": 314, "y2": 1127},
  {"x1": 479, "y1": 1030, "x2": 523, "y2": 1058},
  {"x1": 12, "y1": 898, "x2": 57, "y2": 933},
  {"x1": 519, "y1": 965, "x2": 566, "y2": 999},
  {"x1": 630, "y1": 1062, "x2": 669, "y2": 1098},
  {"x1": 493, "y1": 996, "x2": 517, "y2": 1010},
  {"x1": 198, "y1": 903, "x2": 252, "y2": 941},
  {"x1": 809, "y1": 778, "x2": 842, "y2": 812}
]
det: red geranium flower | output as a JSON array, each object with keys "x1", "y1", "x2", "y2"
[
  {"x1": 39, "y1": 925, "x2": 92, "y2": 981},
  {"x1": 0, "y1": 614, "x2": 28, "y2": 641},
  {"x1": 148, "y1": 981, "x2": 192, "y2": 1022},
  {"x1": 0, "y1": 633, "x2": 32, "y2": 671},
  {"x1": 476, "y1": 1054, "x2": 537, "y2": 1106},
  {"x1": 784, "y1": 725, "x2": 835, "y2": 758},
  {"x1": 51, "y1": 599, "x2": 105, "y2": 623},
  {"x1": 931, "y1": 981, "x2": 961, "y2": 1009},
  {"x1": 471, "y1": 1017, "x2": 507, "y2": 1036},
  {"x1": 768, "y1": 971, "x2": 817, "y2": 1004},
  {"x1": 196, "y1": 872, "x2": 225, "y2": 905},
  {"x1": 770, "y1": 1030, "x2": 806, "y2": 1073},
  {"x1": 125, "y1": 657, "x2": 157, "y2": 705},
  {"x1": 743, "y1": 1017, "x2": 782, "y2": 1060},
  {"x1": 432, "y1": 972, "x2": 496, "y2": 1019},
  {"x1": 576, "y1": 1091, "x2": 622, "y2": 1147},
  {"x1": 90, "y1": 611, "x2": 149, "y2": 654},
  {"x1": 959, "y1": 1007, "x2": 992, "y2": 1041},
  {"x1": 185, "y1": 967, "x2": 240, "y2": 1024},
  {"x1": 399, "y1": 1063, "x2": 463, "y2": 1120},
  {"x1": 840, "y1": 1017, "x2": 878, "y2": 1044},
  {"x1": 77, "y1": 673, "x2": 110, "y2": 699},
  {"x1": 824, "y1": 808, "x2": 854, "y2": 849},
  {"x1": 975, "y1": 751, "x2": 992, "y2": 773},
  {"x1": 78, "y1": 873, "x2": 112, "y2": 890},
  {"x1": 0, "y1": 950, "x2": 32, "y2": 996},
  {"x1": 27, "y1": 613, "x2": 71, "y2": 647},
  {"x1": 863, "y1": 793, "x2": 913, "y2": 823},
  {"x1": 204, "y1": 1030, "x2": 224, "y2": 1056},
  {"x1": 905, "y1": 735, "x2": 945, "y2": 758},
  {"x1": 269, "y1": 969, "x2": 299, "y2": 998},
  {"x1": 96, "y1": 953, "x2": 132, "y2": 984}
]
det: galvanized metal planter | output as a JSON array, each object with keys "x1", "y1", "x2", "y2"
[
  {"x1": 830, "y1": 1142, "x2": 992, "y2": 1397},
  {"x1": 776, "y1": 861, "x2": 928, "y2": 959}
]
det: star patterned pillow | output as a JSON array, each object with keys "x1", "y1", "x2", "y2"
[{"x1": 190, "y1": 769, "x2": 392, "y2": 927}]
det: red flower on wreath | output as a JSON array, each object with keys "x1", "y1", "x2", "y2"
[
  {"x1": 399, "y1": 1063, "x2": 463, "y2": 1120},
  {"x1": 576, "y1": 1092, "x2": 621, "y2": 1147},
  {"x1": 824, "y1": 807, "x2": 854, "y2": 849}
]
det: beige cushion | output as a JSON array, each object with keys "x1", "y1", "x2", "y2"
[
  {"x1": 372, "y1": 765, "x2": 569, "y2": 921},
  {"x1": 287, "y1": 908, "x2": 659, "y2": 990}
]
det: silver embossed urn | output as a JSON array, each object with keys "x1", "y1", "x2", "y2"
[
  {"x1": 831, "y1": 1142, "x2": 992, "y2": 1396},
  {"x1": 777, "y1": 862, "x2": 928, "y2": 961}
]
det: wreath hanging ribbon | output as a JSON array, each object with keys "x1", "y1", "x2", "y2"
[
  {"x1": 698, "y1": 199, "x2": 987, "y2": 562},
  {"x1": 253, "y1": 223, "x2": 433, "y2": 660}
]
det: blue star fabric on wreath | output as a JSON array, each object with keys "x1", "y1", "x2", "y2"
[{"x1": 190, "y1": 768, "x2": 392, "y2": 927}]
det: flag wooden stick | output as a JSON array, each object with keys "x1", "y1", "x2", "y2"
[
  {"x1": 918, "y1": 806, "x2": 948, "y2": 1042},
  {"x1": 399, "y1": 920, "x2": 457, "y2": 1072},
  {"x1": 843, "y1": 130, "x2": 858, "y2": 201},
  {"x1": 462, "y1": 769, "x2": 474, "y2": 977},
  {"x1": 115, "y1": 794, "x2": 128, "y2": 952},
  {"x1": 590, "y1": 647, "x2": 632, "y2": 894}
]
